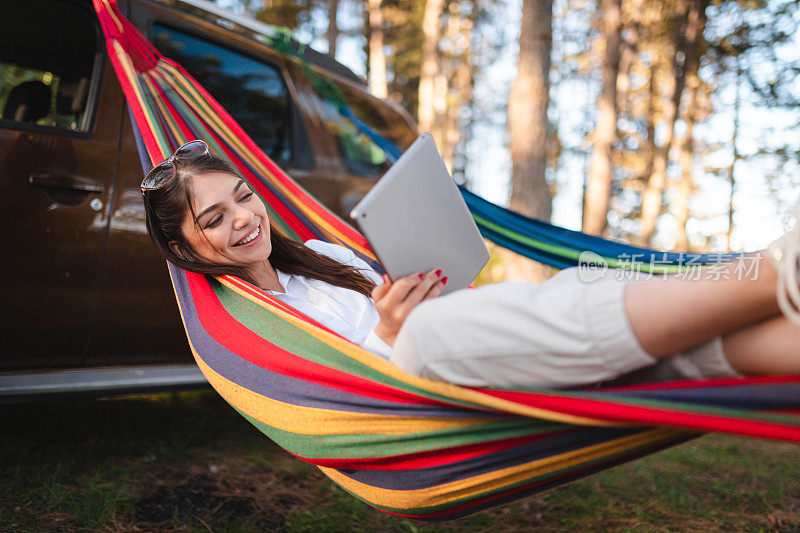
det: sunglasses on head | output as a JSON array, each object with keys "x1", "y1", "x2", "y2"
[{"x1": 140, "y1": 140, "x2": 210, "y2": 193}]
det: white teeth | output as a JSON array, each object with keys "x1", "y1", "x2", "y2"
[{"x1": 235, "y1": 226, "x2": 260, "y2": 246}]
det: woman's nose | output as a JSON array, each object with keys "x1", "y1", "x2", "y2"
[{"x1": 232, "y1": 206, "x2": 255, "y2": 229}]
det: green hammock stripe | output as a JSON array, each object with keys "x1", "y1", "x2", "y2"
[
  {"x1": 136, "y1": 75, "x2": 173, "y2": 155},
  {"x1": 236, "y1": 409, "x2": 561, "y2": 459},
  {"x1": 472, "y1": 213, "x2": 684, "y2": 274},
  {"x1": 212, "y1": 283, "x2": 484, "y2": 409},
  {"x1": 145, "y1": 73, "x2": 192, "y2": 138}
]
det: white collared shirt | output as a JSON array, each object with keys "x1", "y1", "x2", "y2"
[{"x1": 263, "y1": 240, "x2": 392, "y2": 359}]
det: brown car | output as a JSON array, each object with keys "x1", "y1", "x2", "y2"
[{"x1": 0, "y1": 0, "x2": 416, "y2": 399}]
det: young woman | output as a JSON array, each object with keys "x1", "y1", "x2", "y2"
[{"x1": 142, "y1": 141, "x2": 800, "y2": 388}]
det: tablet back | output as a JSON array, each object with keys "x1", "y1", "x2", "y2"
[{"x1": 350, "y1": 133, "x2": 489, "y2": 294}]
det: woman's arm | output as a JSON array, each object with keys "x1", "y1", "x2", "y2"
[{"x1": 302, "y1": 240, "x2": 446, "y2": 350}]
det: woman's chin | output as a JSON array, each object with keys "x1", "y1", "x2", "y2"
[{"x1": 231, "y1": 240, "x2": 271, "y2": 266}]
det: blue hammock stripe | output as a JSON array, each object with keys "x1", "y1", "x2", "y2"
[{"x1": 459, "y1": 186, "x2": 743, "y2": 270}]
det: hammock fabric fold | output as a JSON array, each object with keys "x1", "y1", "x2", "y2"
[{"x1": 92, "y1": 0, "x2": 800, "y2": 520}]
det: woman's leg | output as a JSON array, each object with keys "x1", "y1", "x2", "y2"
[
  {"x1": 625, "y1": 251, "x2": 782, "y2": 359},
  {"x1": 390, "y1": 251, "x2": 795, "y2": 388},
  {"x1": 720, "y1": 315, "x2": 800, "y2": 375},
  {"x1": 392, "y1": 269, "x2": 660, "y2": 388}
]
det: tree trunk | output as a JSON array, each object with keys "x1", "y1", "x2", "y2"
[
  {"x1": 727, "y1": 59, "x2": 742, "y2": 251},
  {"x1": 675, "y1": 82, "x2": 699, "y2": 250},
  {"x1": 418, "y1": 0, "x2": 446, "y2": 132},
  {"x1": 367, "y1": 0, "x2": 388, "y2": 98},
  {"x1": 431, "y1": 47, "x2": 449, "y2": 150},
  {"x1": 436, "y1": 1, "x2": 473, "y2": 171},
  {"x1": 326, "y1": 0, "x2": 340, "y2": 57},
  {"x1": 639, "y1": 0, "x2": 707, "y2": 245},
  {"x1": 582, "y1": 0, "x2": 622, "y2": 235},
  {"x1": 504, "y1": 0, "x2": 553, "y2": 282},
  {"x1": 641, "y1": 56, "x2": 658, "y2": 186},
  {"x1": 440, "y1": 46, "x2": 472, "y2": 171},
  {"x1": 616, "y1": 0, "x2": 643, "y2": 121}
]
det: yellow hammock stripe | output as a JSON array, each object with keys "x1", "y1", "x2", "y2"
[
  {"x1": 111, "y1": 41, "x2": 166, "y2": 161},
  {"x1": 194, "y1": 356, "x2": 495, "y2": 435},
  {"x1": 319, "y1": 426, "x2": 687, "y2": 509},
  {"x1": 142, "y1": 74, "x2": 187, "y2": 144}
]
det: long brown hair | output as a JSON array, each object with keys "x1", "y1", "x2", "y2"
[{"x1": 142, "y1": 153, "x2": 376, "y2": 297}]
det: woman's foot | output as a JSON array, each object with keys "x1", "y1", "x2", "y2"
[{"x1": 767, "y1": 208, "x2": 800, "y2": 325}]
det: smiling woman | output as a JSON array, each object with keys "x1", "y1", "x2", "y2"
[
  {"x1": 141, "y1": 142, "x2": 379, "y2": 295},
  {"x1": 140, "y1": 141, "x2": 410, "y2": 357},
  {"x1": 141, "y1": 142, "x2": 800, "y2": 391}
]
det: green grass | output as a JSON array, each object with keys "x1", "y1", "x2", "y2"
[{"x1": 1, "y1": 390, "x2": 798, "y2": 532}]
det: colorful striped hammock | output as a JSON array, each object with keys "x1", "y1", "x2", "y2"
[{"x1": 92, "y1": 0, "x2": 800, "y2": 520}]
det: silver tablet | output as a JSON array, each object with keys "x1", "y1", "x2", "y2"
[{"x1": 350, "y1": 133, "x2": 490, "y2": 294}]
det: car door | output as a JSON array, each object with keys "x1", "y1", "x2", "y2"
[{"x1": 0, "y1": 0, "x2": 123, "y2": 370}]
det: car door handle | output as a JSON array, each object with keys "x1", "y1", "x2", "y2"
[{"x1": 28, "y1": 174, "x2": 105, "y2": 194}]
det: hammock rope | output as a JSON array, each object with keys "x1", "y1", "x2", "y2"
[{"x1": 92, "y1": 0, "x2": 800, "y2": 519}]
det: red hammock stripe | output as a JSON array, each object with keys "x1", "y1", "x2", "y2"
[{"x1": 483, "y1": 389, "x2": 800, "y2": 441}]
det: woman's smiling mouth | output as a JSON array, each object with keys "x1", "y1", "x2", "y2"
[{"x1": 233, "y1": 225, "x2": 261, "y2": 246}]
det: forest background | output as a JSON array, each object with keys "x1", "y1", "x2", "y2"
[{"x1": 223, "y1": 0, "x2": 799, "y2": 281}]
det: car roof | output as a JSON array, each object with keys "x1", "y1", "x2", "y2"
[{"x1": 171, "y1": 0, "x2": 365, "y2": 86}]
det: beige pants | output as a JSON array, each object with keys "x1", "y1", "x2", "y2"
[{"x1": 390, "y1": 268, "x2": 740, "y2": 389}]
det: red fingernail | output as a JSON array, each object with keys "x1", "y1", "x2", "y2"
[
  {"x1": 442, "y1": 276, "x2": 448, "y2": 285},
  {"x1": 435, "y1": 269, "x2": 442, "y2": 277},
  {"x1": 418, "y1": 273, "x2": 425, "y2": 280}
]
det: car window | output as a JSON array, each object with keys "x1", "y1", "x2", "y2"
[
  {"x1": 319, "y1": 99, "x2": 392, "y2": 177},
  {"x1": 321, "y1": 81, "x2": 417, "y2": 177},
  {"x1": 0, "y1": 0, "x2": 100, "y2": 133},
  {"x1": 336, "y1": 83, "x2": 413, "y2": 148},
  {"x1": 152, "y1": 24, "x2": 293, "y2": 165}
]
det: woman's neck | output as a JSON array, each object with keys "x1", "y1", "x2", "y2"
[{"x1": 248, "y1": 261, "x2": 285, "y2": 293}]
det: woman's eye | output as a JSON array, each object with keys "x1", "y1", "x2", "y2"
[
  {"x1": 239, "y1": 192, "x2": 254, "y2": 202},
  {"x1": 206, "y1": 215, "x2": 223, "y2": 228}
]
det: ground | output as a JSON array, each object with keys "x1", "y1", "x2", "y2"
[{"x1": 1, "y1": 390, "x2": 798, "y2": 532}]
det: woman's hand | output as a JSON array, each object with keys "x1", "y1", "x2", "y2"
[{"x1": 371, "y1": 269, "x2": 447, "y2": 346}]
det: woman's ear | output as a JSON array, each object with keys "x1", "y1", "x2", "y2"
[{"x1": 169, "y1": 241, "x2": 188, "y2": 261}]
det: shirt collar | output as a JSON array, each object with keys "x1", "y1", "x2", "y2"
[{"x1": 265, "y1": 268, "x2": 293, "y2": 294}]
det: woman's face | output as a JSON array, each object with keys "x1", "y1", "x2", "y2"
[{"x1": 177, "y1": 171, "x2": 272, "y2": 269}]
